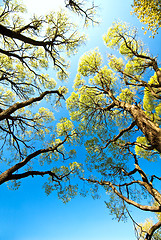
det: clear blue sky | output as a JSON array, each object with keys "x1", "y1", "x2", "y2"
[{"x1": 0, "y1": 0, "x2": 161, "y2": 240}]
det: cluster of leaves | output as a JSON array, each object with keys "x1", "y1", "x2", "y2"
[{"x1": 131, "y1": 0, "x2": 161, "y2": 36}]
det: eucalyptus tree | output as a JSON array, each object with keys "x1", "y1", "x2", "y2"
[{"x1": 67, "y1": 22, "x2": 161, "y2": 239}]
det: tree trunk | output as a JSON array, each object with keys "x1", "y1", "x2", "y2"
[{"x1": 121, "y1": 102, "x2": 161, "y2": 153}]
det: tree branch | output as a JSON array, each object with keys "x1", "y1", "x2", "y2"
[
  {"x1": 81, "y1": 177, "x2": 161, "y2": 212},
  {"x1": 145, "y1": 221, "x2": 161, "y2": 240},
  {"x1": 150, "y1": 175, "x2": 161, "y2": 184},
  {"x1": 0, "y1": 90, "x2": 64, "y2": 121},
  {"x1": 65, "y1": 0, "x2": 98, "y2": 25},
  {"x1": 0, "y1": 24, "x2": 51, "y2": 47},
  {"x1": 7, "y1": 168, "x2": 75, "y2": 182},
  {"x1": 101, "y1": 121, "x2": 136, "y2": 149},
  {"x1": 0, "y1": 135, "x2": 68, "y2": 185},
  {"x1": 9, "y1": 170, "x2": 62, "y2": 181}
]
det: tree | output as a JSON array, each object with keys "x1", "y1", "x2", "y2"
[
  {"x1": 0, "y1": 0, "x2": 161, "y2": 238},
  {"x1": 0, "y1": 0, "x2": 90, "y2": 202},
  {"x1": 131, "y1": 0, "x2": 161, "y2": 36},
  {"x1": 67, "y1": 21, "x2": 161, "y2": 239}
]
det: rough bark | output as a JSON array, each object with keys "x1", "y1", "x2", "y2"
[
  {"x1": 113, "y1": 97, "x2": 161, "y2": 153},
  {"x1": 128, "y1": 105, "x2": 161, "y2": 153}
]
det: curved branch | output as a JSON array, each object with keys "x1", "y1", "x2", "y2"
[
  {"x1": 119, "y1": 68, "x2": 161, "y2": 99},
  {"x1": 150, "y1": 175, "x2": 161, "y2": 183},
  {"x1": 0, "y1": 90, "x2": 64, "y2": 121},
  {"x1": 0, "y1": 48, "x2": 24, "y2": 61},
  {"x1": 65, "y1": 0, "x2": 98, "y2": 25},
  {"x1": 116, "y1": 141, "x2": 154, "y2": 150},
  {"x1": 118, "y1": 32, "x2": 161, "y2": 84},
  {"x1": 81, "y1": 177, "x2": 161, "y2": 212},
  {"x1": 127, "y1": 149, "x2": 161, "y2": 204},
  {"x1": 118, "y1": 32, "x2": 153, "y2": 62},
  {"x1": 15, "y1": 20, "x2": 43, "y2": 34},
  {"x1": 9, "y1": 170, "x2": 62, "y2": 181},
  {"x1": 0, "y1": 135, "x2": 68, "y2": 185},
  {"x1": 7, "y1": 168, "x2": 75, "y2": 182}
]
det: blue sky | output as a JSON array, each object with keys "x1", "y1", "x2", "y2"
[{"x1": 0, "y1": 0, "x2": 161, "y2": 240}]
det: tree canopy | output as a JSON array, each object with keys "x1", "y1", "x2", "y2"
[
  {"x1": 67, "y1": 21, "x2": 161, "y2": 239},
  {"x1": 0, "y1": 0, "x2": 161, "y2": 239},
  {"x1": 0, "y1": 0, "x2": 88, "y2": 202}
]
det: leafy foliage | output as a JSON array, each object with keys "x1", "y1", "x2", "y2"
[
  {"x1": 0, "y1": 0, "x2": 161, "y2": 239},
  {"x1": 0, "y1": 0, "x2": 87, "y2": 201},
  {"x1": 67, "y1": 21, "x2": 161, "y2": 239},
  {"x1": 131, "y1": 0, "x2": 161, "y2": 36}
]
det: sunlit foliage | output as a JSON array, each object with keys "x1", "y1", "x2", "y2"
[
  {"x1": 132, "y1": 0, "x2": 161, "y2": 36},
  {"x1": 67, "y1": 21, "x2": 161, "y2": 239},
  {"x1": 0, "y1": 0, "x2": 86, "y2": 202}
]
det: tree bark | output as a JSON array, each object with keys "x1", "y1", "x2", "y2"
[
  {"x1": 129, "y1": 105, "x2": 161, "y2": 153},
  {"x1": 145, "y1": 221, "x2": 161, "y2": 240},
  {"x1": 0, "y1": 136, "x2": 68, "y2": 185},
  {"x1": 117, "y1": 100, "x2": 161, "y2": 153}
]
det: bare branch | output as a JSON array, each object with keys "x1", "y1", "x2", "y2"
[
  {"x1": 65, "y1": 0, "x2": 99, "y2": 25},
  {"x1": 150, "y1": 175, "x2": 161, "y2": 184}
]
